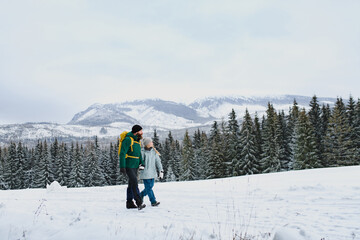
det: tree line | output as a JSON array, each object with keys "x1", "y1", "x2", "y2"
[{"x1": 0, "y1": 95, "x2": 359, "y2": 189}]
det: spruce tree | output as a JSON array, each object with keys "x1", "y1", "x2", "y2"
[
  {"x1": 86, "y1": 142, "x2": 106, "y2": 187},
  {"x1": 238, "y1": 109, "x2": 260, "y2": 175},
  {"x1": 207, "y1": 121, "x2": 224, "y2": 179},
  {"x1": 0, "y1": 147, "x2": 8, "y2": 189},
  {"x1": 354, "y1": 99, "x2": 360, "y2": 164},
  {"x1": 277, "y1": 111, "x2": 291, "y2": 171},
  {"x1": 286, "y1": 99, "x2": 300, "y2": 169},
  {"x1": 308, "y1": 95, "x2": 323, "y2": 163},
  {"x1": 253, "y1": 113, "x2": 263, "y2": 173},
  {"x1": 50, "y1": 138, "x2": 59, "y2": 182},
  {"x1": 16, "y1": 142, "x2": 27, "y2": 189},
  {"x1": 69, "y1": 143, "x2": 85, "y2": 187},
  {"x1": 347, "y1": 96, "x2": 359, "y2": 164},
  {"x1": 324, "y1": 98, "x2": 354, "y2": 166},
  {"x1": 346, "y1": 96, "x2": 356, "y2": 128},
  {"x1": 153, "y1": 129, "x2": 162, "y2": 153},
  {"x1": 165, "y1": 165, "x2": 176, "y2": 182},
  {"x1": 33, "y1": 141, "x2": 53, "y2": 188},
  {"x1": 4, "y1": 142, "x2": 18, "y2": 189},
  {"x1": 227, "y1": 109, "x2": 240, "y2": 177},
  {"x1": 109, "y1": 143, "x2": 118, "y2": 185},
  {"x1": 294, "y1": 109, "x2": 319, "y2": 169},
  {"x1": 25, "y1": 148, "x2": 36, "y2": 188},
  {"x1": 219, "y1": 120, "x2": 229, "y2": 177},
  {"x1": 173, "y1": 140, "x2": 182, "y2": 180},
  {"x1": 320, "y1": 104, "x2": 331, "y2": 167},
  {"x1": 101, "y1": 148, "x2": 112, "y2": 186},
  {"x1": 192, "y1": 129, "x2": 202, "y2": 179},
  {"x1": 261, "y1": 103, "x2": 281, "y2": 173},
  {"x1": 57, "y1": 143, "x2": 70, "y2": 186},
  {"x1": 180, "y1": 131, "x2": 196, "y2": 181},
  {"x1": 162, "y1": 131, "x2": 173, "y2": 181},
  {"x1": 198, "y1": 131, "x2": 210, "y2": 179}
]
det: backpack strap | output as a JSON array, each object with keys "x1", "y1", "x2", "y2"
[{"x1": 129, "y1": 137, "x2": 134, "y2": 152}]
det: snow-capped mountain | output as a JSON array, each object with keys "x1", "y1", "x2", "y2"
[
  {"x1": 68, "y1": 99, "x2": 213, "y2": 128},
  {"x1": 0, "y1": 95, "x2": 337, "y2": 145}
]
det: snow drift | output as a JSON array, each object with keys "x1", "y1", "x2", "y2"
[{"x1": 0, "y1": 166, "x2": 359, "y2": 240}]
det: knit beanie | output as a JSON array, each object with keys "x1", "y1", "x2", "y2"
[
  {"x1": 131, "y1": 124, "x2": 143, "y2": 133},
  {"x1": 143, "y1": 137, "x2": 152, "y2": 147}
]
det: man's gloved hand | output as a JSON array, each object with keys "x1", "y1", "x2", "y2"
[
  {"x1": 159, "y1": 171, "x2": 164, "y2": 179},
  {"x1": 139, "y1": 164, "x2": 145, "y2": 170},
  {"x1": 120, "y1": 168, "x2": 126, "y2": 174}
]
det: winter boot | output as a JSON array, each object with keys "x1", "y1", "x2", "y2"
[
  {"x1": 137, "y1": 203, "x2": 146, "y2": 210},
  {"x1": 151, "y1": 201, "x2": 160, "y2": 207},
  {"x1": 126, "y1": 200, "x2": 137, "y2": 209}
]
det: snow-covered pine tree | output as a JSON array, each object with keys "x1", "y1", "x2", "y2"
[
  {"x1": 261, "y1": 103, "x2": 281, "y2": 173},
  {"x1": 253, "y1": 113, "x2": 263, "y2": 173},
  {"x1": 346, "y1": 96, "x2": 356, "y2": 127},
  {"x1": 308, "y1": 95, "x2": 323, "y2": 164},
  {"x1": 16, "y1": 142, "x2": 27, "y2": 189},
  {"x1": 219, "y1": 120, "x2": 228, "y2": 177},
  {"x1": 109, "y1": 143, "x2": 117, "y2": 185},
  {"x1": 277, "y1": 111, "x2": 291, "y2": 171},
  {"x1": 354, "y1": 99, "x2": 360, "y2": 164},
  {"x1": 101, "y1": 148, "x2": 112, "y2": 186},
  {"x1": 153, "y1": 129, "x2": 162, "y2": 153},
  {"x1": 198, "y1": 131, "x2": 210, "y2": 179},
  {"x1": 226, "y1": 109, "x2": 240, "y2": 177},
  {"x1": 192, "y1": 129, "x2": 202, "y2": 179},
  {"x1": 56, "y1": 143, "x2": 70, "y2": 186},
  {"x1": 162, "y1": 131, "x2": 173, "y2": 181},
  {"x1": 293, "y1": 109, "x2": 320, "y2": 169},
  {"x1": 33, "y1": 141, "x2": 53, "y2": 188},
  {"x1": 165, "y1": 165, "x2": 176, "y2": 182},
  {"x1": 85, "y1": 141, "x2": 106, "y2": 187},
  {"x1": 324, "y1": 98, "x2": 354, "y2": 166},
  {"x1": 0, "y1": 146, "x2": 8, "y2": 189},
  {"x1": 24, "y1": 148, "x2": 35, "y2": 188},
  {"x1": 95, "y1": 137, "x2": 110, "y2": 185},
  {"x1": 69, "y1": 143, "x2": 85, "y2": 188},
  {"x1": 3, "y1": 142, "x2": 18, "y2": 189},
  {"x1": 207, "y1": 121, "x2": 224, "y2": 179},
  {"x1": 180, "y1": 130, "x2": 196, "y2": 181},
  {"x1": 50, "y1": 138, "x2": 59, "y2": 182},
  {"x1": 238, "y1": 109, "x2": 260, "y2": 175},
  {"x1": 173, "y1": 140, "x2": 182, "y2": 181},
  {"x1": 286, "y1": 99, "x2": 300, "y2": 170},
  {"x1": 346, "y1": 96, "x2": 359, "y2": 163},
  {"x1": 319, "y1": 104, "x2": 331, "y2": 167}
]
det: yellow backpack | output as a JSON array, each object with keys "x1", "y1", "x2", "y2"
[{"x1": 118, "y1": 131, "x2": 133, "y2": 157}]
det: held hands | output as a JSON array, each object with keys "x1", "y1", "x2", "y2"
[
  {"x1": 159, "y1": 171, "x2": 164, "y2": 179},
  {"x1": 139, "y1": 164, "x2": 145, "y2": 170}
]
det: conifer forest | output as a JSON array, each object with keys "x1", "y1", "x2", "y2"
[{"x1": 0, "y1": 96, "x2": 359, "y2": 190}]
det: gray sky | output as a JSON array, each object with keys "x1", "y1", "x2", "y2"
[{"x1": 0, "y1": 0, "x2": 359, "y2": 124}]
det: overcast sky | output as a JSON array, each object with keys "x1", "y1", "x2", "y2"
[{"x1": 0, "y1": 0, "x2": 359, "y2": 124}]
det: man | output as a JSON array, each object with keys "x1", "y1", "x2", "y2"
[{"x1": 119, "y1": 124, "x2": 146, "y2": 210}]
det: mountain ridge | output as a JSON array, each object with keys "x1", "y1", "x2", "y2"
[{"x1": 0, "y1": 95, "x2": 339, "y2": 145}]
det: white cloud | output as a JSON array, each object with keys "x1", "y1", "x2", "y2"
[{"x1": 0, "y1": 0, "x2": 359, "y2": 123}]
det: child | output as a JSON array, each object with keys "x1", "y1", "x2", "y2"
[{"x1": 139, "y1": 137, "x2": 164, "y2": 206}]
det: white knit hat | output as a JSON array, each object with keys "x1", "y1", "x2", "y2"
[{"x1": 143, "y1": 137, "x2": 152, "y2": 147}]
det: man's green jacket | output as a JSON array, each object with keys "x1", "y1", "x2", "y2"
[{"x1": 119, "y1": 132, "x2": 144, "y2": 168}]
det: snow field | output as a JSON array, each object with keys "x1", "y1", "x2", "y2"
[{"x1": 0, "y1": 166, "x2": 359, "y2": 240}]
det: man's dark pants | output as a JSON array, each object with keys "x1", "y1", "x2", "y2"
[{"x1": 126, "y1": 168, "x2": 142, "y2": 205}]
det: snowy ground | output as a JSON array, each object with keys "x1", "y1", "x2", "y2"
[{"x1": 0, "y1": 166, "x2": 359, "y2": 240}]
